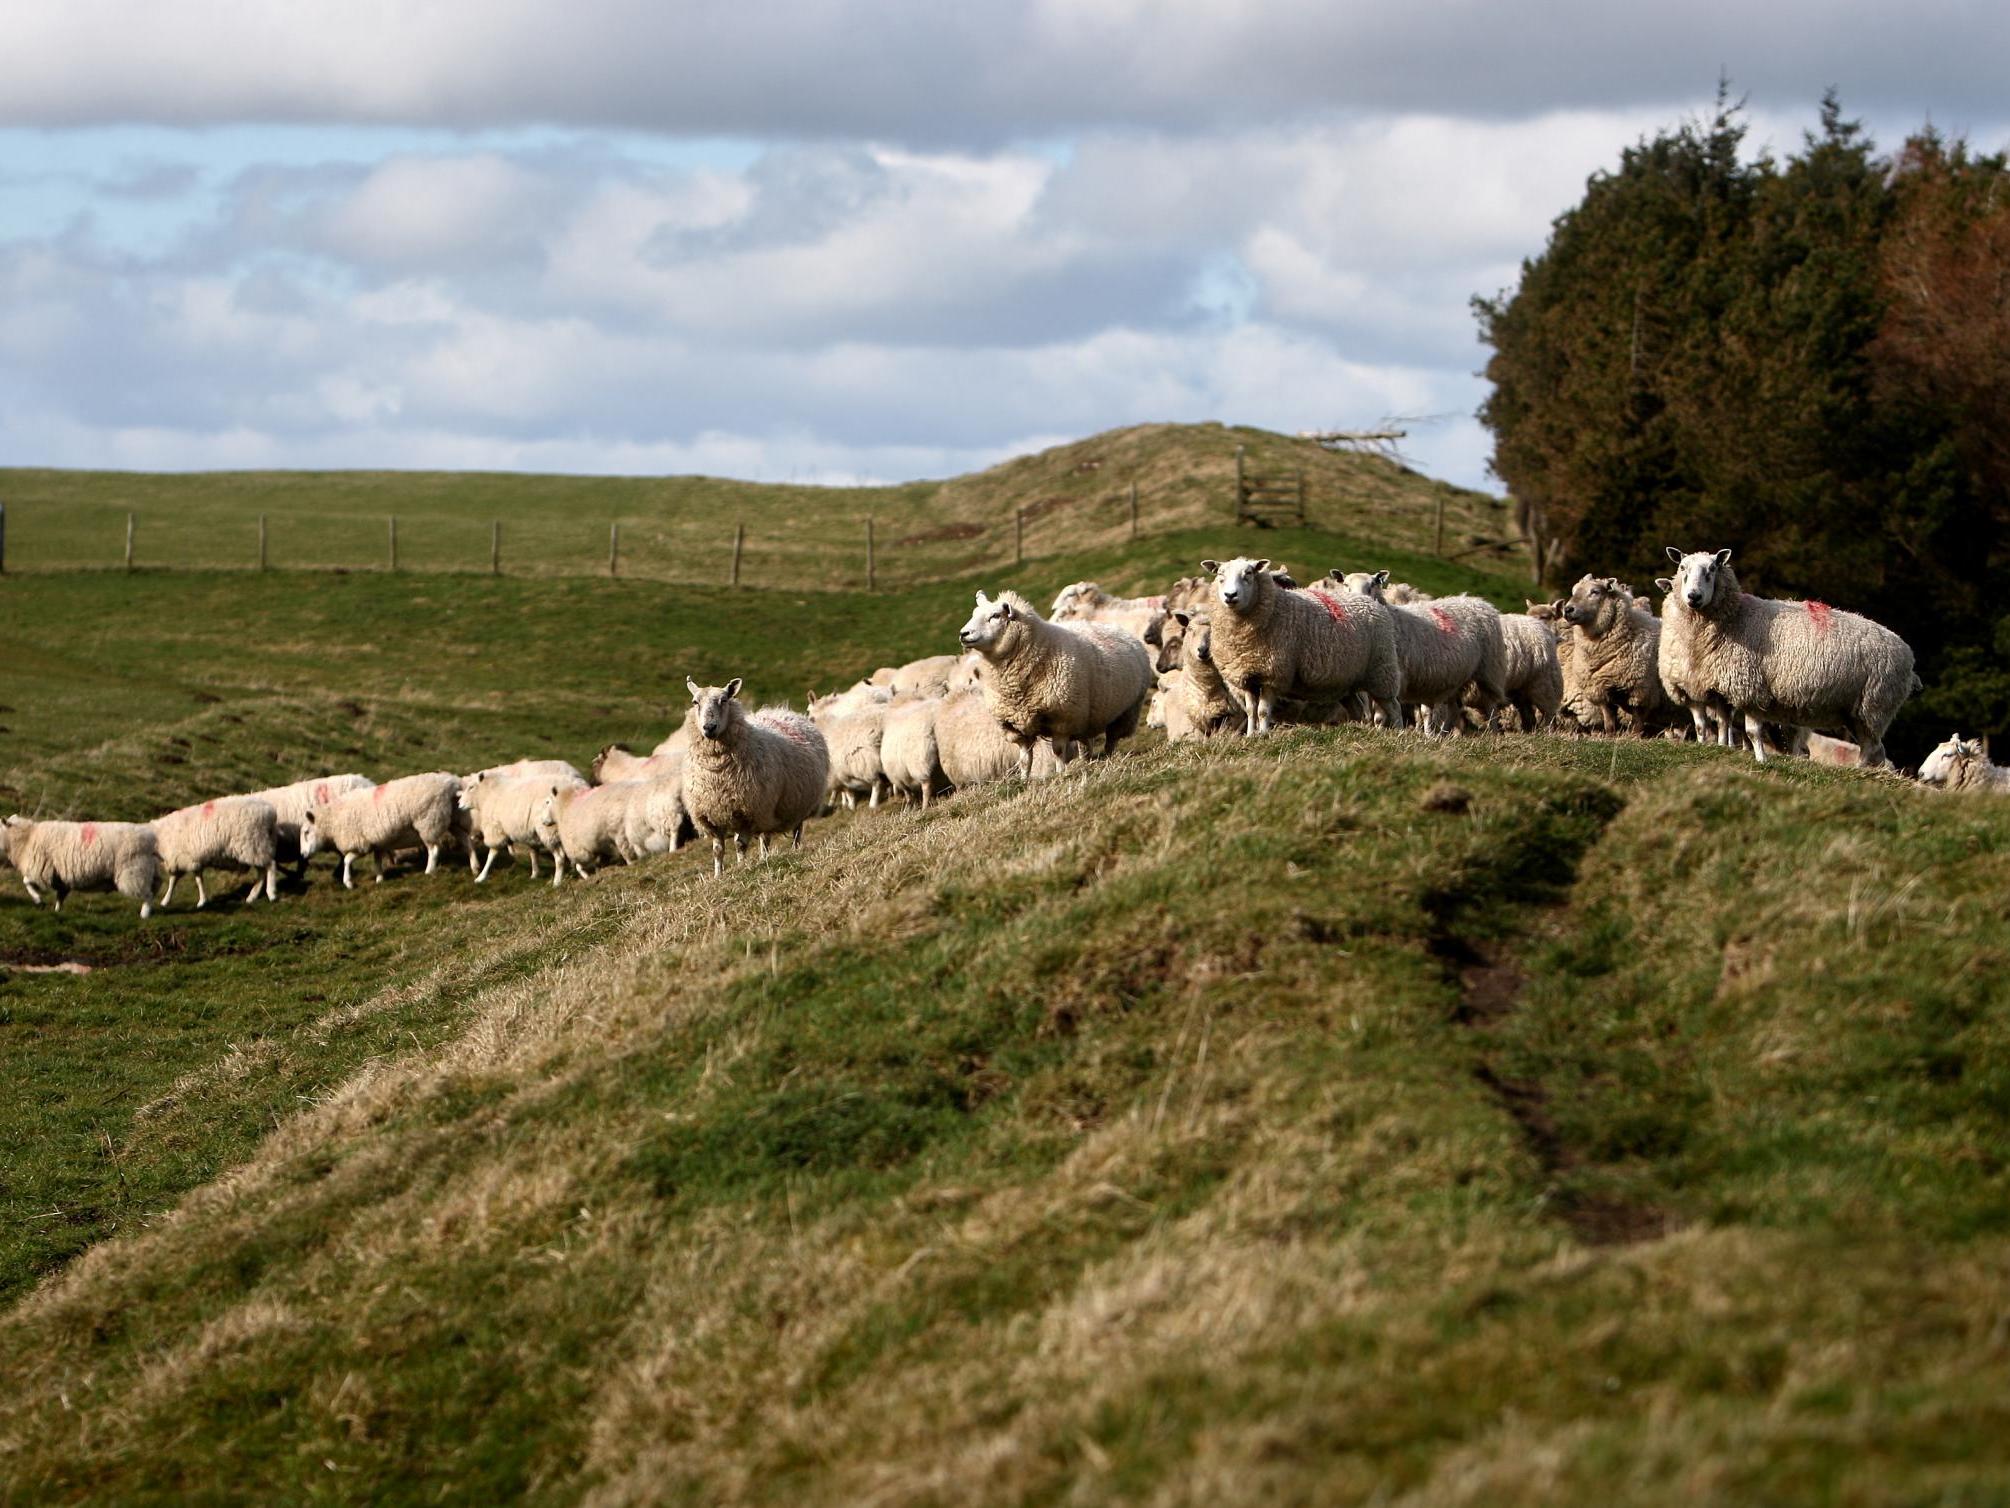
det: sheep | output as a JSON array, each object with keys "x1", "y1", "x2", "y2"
[
  {"x1": 0, "y1": 816, "x2": 160, "y2": 918},
  {"x1": 1160, "y1": 611, "x2": 1242, "y2": 742},
  {"x1": 299, "y1": 772, "x2": 460, "y2": 889},
  {"x1": 889, "y1": 654, "x2": 966, "y2": 700},
  {"x1": 1385, "y1": 581, "x2": 1432, "y2": 605},
  {"x1": 1200, "y1": 560, "x2": 1406, "y2": 735},
  {"x1": 534, "y1": 781, "x2": 648, "y2": 885},
  {"x1": 1558, "y1": 576, "x2": 1673, "y2": 737},
  {"x1": 1050, "y1": 582, "x2": 1168, "y2": 648},
  {"x1": 1918, "y1": 734, "x2": 2008, "y2": 793},
  {"x1": 1333, "y1": 569, "x2": 1506, "y2": 733},
  {"x1": 1481, "y1": 612, "x2": 1563, "y2": 732},
  {"x1": 880, "y1": 696, "x2": 948, "y2": 808},
  {"x1": 957, "y1": 589, "x2": 1153, "y2": 773},
  {"x1": 152, "y1": 796, "x2": 280, "y2": 907},
  {"x1": 635, "y1": 772, "x2": 696, "y2": 856},
  {"x1": 593, "y1": 745, "x2": 682, "y2": 784},
  {"x1": 681, "y1": 678, "x2": 831, "y2": 877},
  {"x1": 242, "y1": 774, "x2": 374, "y2": 862},
  {"x1": 461, "y1": 768, "x2": 588, "y2": 881},
  {"x1": 1661, "y1": 548, "x2": 1920, "y2": 766},
  {"x1": 810, "y1": 697, "x2": 891, "y2": 811}
]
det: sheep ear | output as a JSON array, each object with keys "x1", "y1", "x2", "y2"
[
  {"x1": 1374, "y1": 570, "x2": 1390, "y2": 587},
  {"x1": 1200, "y1": 559, "x2": 1220, "y2": 575},
  {"x1": 685, "y1": 677, "x2": 702, "y2": 701},
  {"x1": 1714, "y1": 548, "x2": 1733, "y2": 567},
  {"x1": 1253, "y1": 559, "x2": 1271, "y2": 573},
  {"x1": 1666, "y1": 546, "x2": 1684, "y2": 564},
  {"x1": 724, "y1": 677, "x2": 742, "y2": 700},
  {"x1": 999, "y1": 599, "x2": 1016, "y2": 620},
  {"x1": 974, "y1": 590, "x2": 990, "y2": 607},
  {"x1": 1172, "y1": 610, "x2": 1191, "y2": 628},
  {"x1": 1655, "y1": 577, "x2": 1673, "y2": 592},
  {"x1": 1525, "y1": 599, "x2": 1542, "y2": 611}
]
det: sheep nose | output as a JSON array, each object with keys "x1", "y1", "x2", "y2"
[{"x1": 1687, "y1": 592, "x2": 1703, "y2": 607}]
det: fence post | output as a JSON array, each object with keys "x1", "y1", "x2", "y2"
[
  {"x1": 1434, "y1": 492, "x2": 1445, "y2": 557},
  {"x1": 609, "y1": 522, "x2": 620, "y2": 578},
  {"x1": 866, "y1": 518, "x2": 876, "y2": 592},
  {"x1": 1129, "y1": 481, "x2": 1139, "y2": 542},
  {"x1": 388, "y1": 516, "x2": 398, "y2": 572},
  {"x1": 258, "y1": 514, "x2": 267, "y2": 571},
  {"x1": 1014, "y1": 508, "x2": 1024, "y2": 566},
  {"x1": 1297, "y1": 470, "x2": 1306, "y2": 527},
  {"x1": 1234, "y1": 445, "x2": 1246, "y2": 521},
  {"x1": 491, "y1": 521, "x2": 501, "y2": 576},
  {"x1": 732, "y1": 522, "x2": 745, "y2": 588},
  {"x1": 125, "y1": 512, "x2": 135, "y2": 572}
]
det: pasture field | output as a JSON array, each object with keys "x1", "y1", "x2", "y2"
[
  {"x1": 0, "y1": 422, "x2": 1515, "y2": 587},
  {"x1": 2, "y1": 507, "x2": 2008, "y2": 1503}
]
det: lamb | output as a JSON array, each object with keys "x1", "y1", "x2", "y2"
[
  {"x1": 1160, "y1": 611, "x2": 1242, "y2": 742},
  {"x1": 680, "y1": 678, "x2": 831, "y2": 877},
  {"x1": 1333, "y1": 570, "x2": 1507, "y2": 733},
  {"x1": 879, "y1": 696, "x2": 947, "y2": 807},
  {"x1": 533, "y1": 781, "x2": 648, "y2": 884},
  {"x1": 0, "y1": 816, "x2": 160, "y2": 918},
  {"x1": 958, "y1": 590, "x2": 1153, "y2": 773},
  {"x1": 242, "y1": 774, "x2": 374, "y2": 862},
  {"x1": 299, "y1": 772, "x2": 460, "y2": 888},
  {"x1": 810, "y1": 697, "x2": 891, "y2": 810},
  {"x1": 1199, "y1": 560, "x2": 1406, "y2": 735},
  {"x1": 462, "y1": 768, "x2": 588, "y2": 881},
  {"x1": 1559, "y1": 576, "x2": 1672, "y2": 737},
  {"x1": 1661, "y1": 548, "x2": 1920, "y2": 766},
  {"x1": 1918, "y1": 734, "x2": 2008, "y2": 793},
  {"x1": 151, "y1": 796, "x2": 280, "y2": 907}
]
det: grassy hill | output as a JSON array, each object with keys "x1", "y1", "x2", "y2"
[
  {"x1": 2, "y1": 470, "x2": 2006, "y2": 1503},
  {"x1": 0, "y1": 423, "x2": 1519, "y2": 588}
]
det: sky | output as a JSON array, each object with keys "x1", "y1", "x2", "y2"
[{"x1": 2, "y1": 2, "x2": 2004, "y2": 493}]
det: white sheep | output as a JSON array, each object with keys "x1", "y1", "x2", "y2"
[
  {"x1": 958, "y1": 589, "x2": 1153, "y2": 773},
  {"x1": 1201, "y1": 559, "x2": 1405, "y2": 735},
  {"x1": 242, "y1": 774, "x2": 374, "y2": 861},
  {"x1": 1918, "y1": 735, "x2": 2007, "y2": 793},
  {"x1": 888, "y1": 654, "x2": 965, "y2": 700},
  {"x1": 1334, "y1": 570, "x2": 1507, "y2": 733},
  {"x1": 681, "y1": 679, "x2": 831, "y2": 877},
  {"x1": 879, "y1": 696, "x2": 947, "y2": 807},
  {"x1": 1662, "y1": 549, "x2": 1920, "y2": 766},
  {"x1": 0, "y1": 816, "x2": 160, "y2": 917},
  {"x1": 152, "y1": 796, "x2": 280, "y2": 907},
  {"x1": 463, "y1": 769, "x2": 588, "y2": 881},
  {"x1": 299, "y1": 772, "x2": 460, "y2": 888},
  {"x1": 534, "y1": 780, "x2": 647, "y2": 885},
  {"x1": 1160, "y1": 611, "x2": 1242, "y2": 742},
  {"x1": 809, "y1": 695, "x2": 891, "y2": 810},
  {"x1": 1559, "y1": 576, "x2": 1671, "y2": 737},
  {"x1": 1485, "y1": 612, "x2": 1564, "y2": 732},
  {"x1": 1050, "y1": 582, "x2": 1167, "y2": 648},
  {"x1": 593, "y1": 745, "x2": 682, "y2": 784}
]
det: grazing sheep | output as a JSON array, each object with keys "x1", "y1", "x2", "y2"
[
  {"x1": 1201, "y1": 560, "x2": 1405, "y2": 735},
  {"x1": 463, "y1": 768, "x2": 588, "y2": 881},
  {"x1": 1560, "y1": 576, "x2": 1672, "y2": 737},
  {"x1": 534, "y1": 781, "x2": 647, "y2": 885},
  {"x1": 243, "y1": 774, "x2": 374, "y2": 862},
  {"x1": 958, "y1": 590, "x2": 1153, "y2": 773},
  {"x1": 152, "y1": 796, "x2": 280, "y2": 907},
  {"x1": 1334, "y1": 570, "x2": 1506, "y2": 733},
  {"x1": 1918, "y1": 735, "x2": 2006, "y2": 793},
  {"x1": 681, "y1": 678, "x2": 831, "y2": 877},
  {"x1": 300, "y1": 772, "x2": 460, "y2": 889},
  {"x1": 0, "y1": 816, "x2": 159, "y2": 917},
  {"x1": 810, "y1": 697, "x2": 891, "y2": 811},
  {"x1": 880, "y1": 697, "x2": 948, "y2": 808},
  {"x1": 1662, "y1": 548, "x2": 1920, "y2": 766}
]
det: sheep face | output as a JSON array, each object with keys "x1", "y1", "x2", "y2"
[
  {"x1": 533, "y1": 787, "x2": 563, "y2": 844},
  {"x1": 1562, "y1": 575, "x2": 1628, "y2": 634},
  {"x1": 1049, "y1": 583, "x2": 1098, "y2": 619},
  {"x1": 0, "y1": 816, "x2": 22, "y2": 866},
  {"x1": 959, "y1": 591, "x2": 1017, "y2": 654},
  {"x1": 686, "y1": 678, "x2": 744, "y2": 741},
  {"x1": 1333, "y1": 569, "x2": 1387, "y2": 599},
  {"x1": 1206, "y1": 557, "x2": 1271, "y2": 614},
  {"x1": 1666, "y1": 548, "x2": 1734, "y2": 611},
  {"x1": 298, "y1": 811, "x2": 325, "y2": 859},
  {"x1": 1918, "y1": 735, "x2": 1983, "y2": 787},
  {"x1": 457, "y1": 772, "x2": 485, "y2": 810}
]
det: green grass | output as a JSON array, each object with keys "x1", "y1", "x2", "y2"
[
  {"x1": 0, "y1": 421, "x2": 1519, "y2": 588},
  {"x1": 3, "y1": 497, "x2": 2007, "y2": 1504}
]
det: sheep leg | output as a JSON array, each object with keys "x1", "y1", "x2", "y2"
[
  {"x1": 50, "y1": 881, "x2": 66, "y2": 912},
  {"x1": 527, "y1": 847, "x2": 540, "y2": 878},
  {"x1": 1743, "y1": 711, "x2": 1770, "y2": 764},
  {"x1": 1377, "y1": 696, "x2": 1407, "y2": 731},
  {"x1": 476, "y1": 846, "x2": 499, "y2": 883},
  {"x1": 734, "y1": 833, "x2": 749, "y2": 866},
  {"x1": 341, "y1": 853, "x2": 355, "y2": 890},
  {"x1": 710, "y1": 837, "x2": 725, "y2": 879},
  {"x1": 792, "y1": 822, "x2": 804, "y2": 849},
  {"x1": 195, "y1": 872, "x2": 209, "y2": 908},
  {"x1": 423, "y1": 843, "x2": 439, "y2": 875},
  {"x1": 242, "y1": 871, "x2": 263, "y2": 905},
  {"x1": 550, "y1": 853, "x2": 565, "y2": 888},
  {"x1": 375, "y1": 851, "x2": 391, "y2": 883},
  {"x1": 22, "y1": 876, "x2": 43, "y2": 905},
  {"x1": 868, "y1": 782, "x2": 881, "y2": 810},
  {"x1": 160, "y1": 873, "x2": 178, "y2": 907}
]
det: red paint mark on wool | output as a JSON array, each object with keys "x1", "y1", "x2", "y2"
[
  {"x1": 1806, "y1": 601, "x2": 1834, "y2": 632},
  {"x1": 372, "y1": 785, "x2": 387, "y2": 805},
  {"x1": 314, "y1": 782, "x2": 330, "y2": 805},
  {"x1": 1430, "y1": 607, "x2": 1457, "y2": 634},
  {"x1": 202, "y1": 801, "x2": 216, "y2": 819},
  {"x1": 1306, "y1": 589, "x2": 1349, "y2": 623},
  {"x1": 80, "y1": 823, "x2": 97, "y2": 847}
]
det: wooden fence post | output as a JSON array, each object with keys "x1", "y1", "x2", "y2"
[
  {"x1": 1234, "y1": 446, "x2": 1246, "y2": 521},
  {"x1": 609, "y1": 522, "x2": 620, "y2": 578},
  {"x1": 388, "y1": 516, "x2": 398, "y2": 572},
  {"x1": 1434, "y1": 492, "x2": 1445, "y2": 557},
  {"x1": 258, "y1": 514, "x2": 267, "y2": 571},
  {"x1": 491, "y1": 521, "x2": 501, "y2": 576},
  {"x1": 1014, "y1": 508, "x2": 1024, "y2": 566},
  {"x1": 125, "y1": 512, "x2": 135, "y2": 572},
  {"x1": 1129, "y1": 481, "x2": 1139, "y2": 542},
  {"x1": 732, "y1": 522, "x2": 745, "y2": 588},
  {"x1": 866, "y1": 518, "x2": 876, "y2": 592}
]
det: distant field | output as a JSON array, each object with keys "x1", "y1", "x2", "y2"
[{"x1": 0, "y1": 422, "x2": 1520, "y2": 588}]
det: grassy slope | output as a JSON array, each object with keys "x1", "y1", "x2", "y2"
[
  {"x1": 2, "y1": 509, "x2": 2007, "y2": 1501},
  {"x1": 0, "y1": 422, "x2": 1517, "y2": 587}
]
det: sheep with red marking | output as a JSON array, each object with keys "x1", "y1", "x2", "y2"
[
  {"x1": 681, "y1": 678, "x2": 830, "y2": 876},
  {"x1": 1201, "y1": 560, "x2": 1404, "y2": 735},
  {"x1": 534, "y1": 780, "x2": 647, "y2": 884},
  {"x1": 1660, "y1": 549, "x2": 1919, "y2": 766},
  {"x1": 1333, "y1": 569, "x2": 1507, "y2": 733},
  {"x1": 0, "y1": 815, "x2": 160, "y2": 918},
  {"x1": 299, "y1": 772, "x2": 460, "y2": 889},
  {"x1": 151, "y1": 796, "x2": 280, "y2": 907},
  {"x1": 957, "y1": 589, "x2": 1153, "y2": 772},
  {"x1": 242, "y1": 773, "x2": 374, "y2": 862}
]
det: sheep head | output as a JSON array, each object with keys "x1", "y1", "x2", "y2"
[
  {"x1": 687, "y1": 678, "x2": 744, "y2": 741},
  {"x1": 959, "y1": 591, "x2": 1021, "y2": 656},
  {"x1": 1562, "y1": 575, "x2": 1631, "y2": 635},
  {"x1": 1666, "y1": 548, "x2": 1734, "y2": 611},
  {"x1": 298, "y1": 809, "x2": 324, "y2": 859},
  {"x1": 1206, "y1": 557, "x2": 1271, "y2": 615},
  {"x1": 1331, "y1": 569, "x2": 1387, "y2": 600}
]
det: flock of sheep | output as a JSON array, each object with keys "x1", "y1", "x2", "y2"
[{"x1": 1, "y1": 545, "x2": 2000, "y2": 921}]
